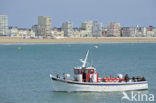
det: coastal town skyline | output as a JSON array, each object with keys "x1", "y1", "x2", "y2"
[
  {"x1": 0, "y1": 1, "x2": 156, "y2": 103},
  {"x1": 1, "y1": 15, "x2": 156, "y2": 38},
  {"x1": 1, "y1": 0, "x2": 156, "y2": 28},
  {"x1": 1, "y1": 15, "x2": 156, "y2": 28}
]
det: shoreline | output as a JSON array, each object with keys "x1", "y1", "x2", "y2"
[{"x1": 0, "y1": 37, "x2": 156, "y2": 44}]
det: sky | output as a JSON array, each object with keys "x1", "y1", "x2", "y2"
[{"x1": 0, "y1": 0, "x2": 156, "y2": 28}]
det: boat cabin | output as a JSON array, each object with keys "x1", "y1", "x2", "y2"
[{"x1": 74, "y1": 67, "x2": 98, "y2": 82}]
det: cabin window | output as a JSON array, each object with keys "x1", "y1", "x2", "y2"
[
  {"x1": 74, "y1": 69, "x2": 81, "y2": 74},
  {"x1": 78, "y1": 69, "x2": 81, "y2": 74},
  {"x1": 74, "y1": 70, "x2": 78, "y2": 74}
]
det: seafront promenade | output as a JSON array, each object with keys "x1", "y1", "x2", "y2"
[{"x1": 0, "y1": 37, "x2": 156, "y2": 44}]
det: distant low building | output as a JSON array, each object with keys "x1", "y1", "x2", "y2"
[
  {"x1": 122, "y1": 27, "x2": 137, "y2": 37},
  {"x1": 137, "y1": 27, "x2": 147, "y2": 37},
  {"x1": 146, "y1": 26, "x2": 156, "y2": 37},
  {"x1": 147, "y1": 31, "x2": 154, "y2": 37},
  {"x1": 152, "y1": 28, "x2": 156, "y2": 37},
  {"x1": 72, "y1": 28, "x2": 80, "y2": 37},
  {"x1": 8, "y1": 27, "x2": 35, "y2": 38},
  {"x1": 18, "y1": 28, "x2": 35, "y2": 37},
  {"x1": 52, "y1": 27, "x2": 64, "y2": 38},
  {"x1": 102, "y1": 27, "x2": 107, "y2": 37},
  {"x1": 8, "y1": 27, "x2": 18, "y2": 37},
  {"x1": 122, "y1": 26, "x2": 147, "y2": 37}
]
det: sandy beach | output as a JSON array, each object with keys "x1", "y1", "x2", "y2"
[{"x1": 0, "y1": 37, "x2": 156, "y2": 44}]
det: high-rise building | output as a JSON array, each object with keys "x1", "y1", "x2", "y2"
[
  {"x1": 81, "y1": 21, "x2": 93, "y2": 37},
  {"x1": 107, "y1": 22, "x2": 120, "y2": 37},
  {"x1": 38, "y1": 16, "x2": 52, "y2": 37},
  {"x1": 62, "y1": 21, "x2": 73, "y2": 37},
  {"x1": 92, "y1": 21, "x2": 102, "y2": 37},
  {"x1": 0, "y1": 15, "x2": 8, "y2": 36}
]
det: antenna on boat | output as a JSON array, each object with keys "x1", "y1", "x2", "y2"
[
  {"x1": 91, "y1": 55, "x2": 93, "y2": 67},
  {"x1": 80, "y1": 50, "x2": 89, "y2": 67}
]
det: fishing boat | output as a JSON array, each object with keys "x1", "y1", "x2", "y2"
[{"x1": 50, "y1": 50, "x2": 148, "y2": 92}]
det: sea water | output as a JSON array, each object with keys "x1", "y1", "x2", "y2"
[{"x1": 0, "y1": 43, "x2": 156, "y2": 103}]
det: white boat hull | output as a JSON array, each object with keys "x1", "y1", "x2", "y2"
[{"x1": 50, "y1": 74, "x2": 148, "y2": 92}]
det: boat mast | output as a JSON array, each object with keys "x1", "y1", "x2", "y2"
[{"x1": 80, "y1": 50, "x2": 89, "y2": 67}]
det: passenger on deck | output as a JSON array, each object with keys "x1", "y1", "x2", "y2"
[
  {"x1": 56, "y1": 74, "x2": 60, "y2": 78},
  {"x1": 124, "y1": 74, "x2": 130, "y2": 82}
]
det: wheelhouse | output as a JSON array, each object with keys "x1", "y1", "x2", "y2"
[{"x1": 74, "y1": 67, "x2": 98, "y2": 82}]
